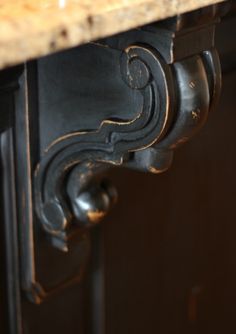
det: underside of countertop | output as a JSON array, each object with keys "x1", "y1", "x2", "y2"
[{"x1": 0, "y1": 0, "x2": 226, "y2": 69}]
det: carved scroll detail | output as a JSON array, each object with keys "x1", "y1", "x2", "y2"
[
  {"x1": 128, "y1": 50, "x2": 221, "y2": 174},
  {"x1": 34, "y1": 40, "x2": 221, "y2": 253},
  {"x1": 34, "y1": 45, "x2": 174, "y2": 251}
]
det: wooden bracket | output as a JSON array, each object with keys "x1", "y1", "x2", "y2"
[{"x1": 10, "y1": 3, "x2": 227, "y2": 303}]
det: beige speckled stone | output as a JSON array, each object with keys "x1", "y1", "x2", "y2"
[{"x1": 0, "y1": 0, "x2": 225, "y2": 69}]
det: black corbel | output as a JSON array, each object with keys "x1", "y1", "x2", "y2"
[
  {"x1": 35, "y1": 4, "x2": 223, "y2": 249},
  {"x1": 16, "y1": 3, "x2": 227, "y2": 303}
]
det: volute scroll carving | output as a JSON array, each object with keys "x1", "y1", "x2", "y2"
[
  {"x1": 28, "y1": 4, "x2": 226, "y2": 303},
  {"x1": 34, "y1": 45, "x2": 175, "y2": 251},
  {"x1": 35, "y1": 40, "x2": 221, "y2": 253}
]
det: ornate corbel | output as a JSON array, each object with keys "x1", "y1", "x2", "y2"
[
  {"x1": 34, "y1": 4, "x2": 224, "y2": 251},
  {"x1": 34, "y1": 44, "x2": 175, "y2": 251},
  {"x1": 17, "y1": 3, "x2": 227, "y2": 303}
]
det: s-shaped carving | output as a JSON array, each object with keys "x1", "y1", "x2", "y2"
[
  {"x1": 34, "y1": 42, "x2": 220, "y2": 252},
  {"x1": 34, "y1": 45, "x2": 175, "y2": 251}
]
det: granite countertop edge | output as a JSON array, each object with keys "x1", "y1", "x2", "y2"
[{"x1": 0, "y1": 0, "x2": 226, "y2": 70}]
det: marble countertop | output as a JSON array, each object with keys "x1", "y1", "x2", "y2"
[{"x1": 0, "y1": 0, "x2": 225, "y2": 69}]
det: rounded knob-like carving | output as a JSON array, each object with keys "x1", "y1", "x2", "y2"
[{"x1": 70, "y1": 180, "x2": 118, "y2": 226}]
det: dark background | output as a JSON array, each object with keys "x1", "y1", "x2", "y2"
[{"x1": 105, "y1": 66, "x2": 236, "y2": 334}]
